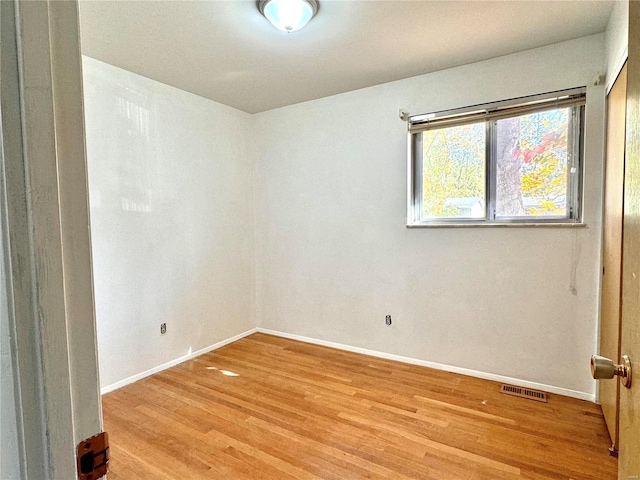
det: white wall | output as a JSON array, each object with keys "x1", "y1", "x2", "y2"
[
  {"x1": 83, "y1": 57, "x2": 255, "y2": 390},
  {"x1": 253, "y1": 34, "x2": 606, "y2": 398},
  {"x1": 85, "y1": 34, "x2": 608, "y2": 399},
  {"x1": 605, "y1": 0, "x2": 628, "y2": 90}
]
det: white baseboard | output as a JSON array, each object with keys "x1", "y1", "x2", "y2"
[
  {"x1": 257, "y1": 328, "x2": 595, "y2": 402},
  {"x1": 100, "y1": 328, "x2": 258, "y2": 395},
  {"x1": 101, "y1": 326, "x2": 595, "y2": 402}
]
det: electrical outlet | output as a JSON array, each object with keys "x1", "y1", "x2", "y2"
[
  {"x1": 160, "y1": 323, "x2": 167, "y2": 335},
  {"x1": 385, "y1": 315, "x2": 392, "y2": 326}
]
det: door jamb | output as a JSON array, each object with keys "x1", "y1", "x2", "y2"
[{"x1": 0, "y1": 1, "x2": 102, "y2": 478}]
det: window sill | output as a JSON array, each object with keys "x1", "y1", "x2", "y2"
[{"x1": 406, "y1": 222, "x2": 587, "y2": 229}]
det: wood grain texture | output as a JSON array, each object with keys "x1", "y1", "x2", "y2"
[
  {"x1": 619, "y1": 1, "x2": 640, "y2": 477},
  {"x1": 600, "y1": 62, "x2": 627, "y2": 450},
  {"x1": 103, "y1": 333, "x2": 616, "y2": 479}
]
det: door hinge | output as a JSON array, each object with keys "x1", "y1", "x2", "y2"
[{"x1": 77, "y1": 432, "x2": 109, "y2": 480}]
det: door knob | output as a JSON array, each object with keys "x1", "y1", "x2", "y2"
[{"x1": 591, "y1": 354, "x2": 632, "y2": 388}]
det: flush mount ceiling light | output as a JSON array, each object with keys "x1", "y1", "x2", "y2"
[{"x1": 258, "y1": 0, "x2": 319, "y2": 33}]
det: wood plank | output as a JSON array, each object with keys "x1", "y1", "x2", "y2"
[
  {"x1": 619, "y1": 2, "x2": 640, "y2": 477},
  {"x1": 102, "y1": 333, "x2": 617, "y2": 479},
  {"x1": 600, "y1": 61, "x2": 627, "y2": 450}
]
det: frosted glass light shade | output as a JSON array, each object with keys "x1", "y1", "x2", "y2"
[{"x1": 259, "y1": 0, "x2": 319, "y2": 33}]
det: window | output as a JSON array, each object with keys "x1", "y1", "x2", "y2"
[{"x1": 407, "y1": 88, "x2": 585, "y2": 226}]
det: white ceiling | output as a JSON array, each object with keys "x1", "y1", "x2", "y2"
[{"x1": 78, "y1": 0, "x2": 614, "y2": 114}]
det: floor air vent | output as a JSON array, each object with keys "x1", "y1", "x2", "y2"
[{"x1": 500, "y1": 384, "x2": 548, "y2": 403}]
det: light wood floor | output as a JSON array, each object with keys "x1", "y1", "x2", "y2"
[{"x1": 103, "y1": 333, "x2": 617, "y2": 480}]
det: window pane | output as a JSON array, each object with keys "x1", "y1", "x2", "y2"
[
  {"x1": 495, "y1": 108, "x2": 570, "y2": 218},
  {"x1": 422, "y1": 123, "x2": 485, "y2": 219}
]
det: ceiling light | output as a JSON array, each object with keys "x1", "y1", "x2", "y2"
[{"x1": 258, "y1": 0, "x2": 319, "y2": 33}]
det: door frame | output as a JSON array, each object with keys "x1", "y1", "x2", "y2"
[{"x1": 1, "y1": 0, "x2": 102, "y2": 478}]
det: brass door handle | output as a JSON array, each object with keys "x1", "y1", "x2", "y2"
[{"x1": 591, "y1": 354, "x2": 632, "y2": 388}]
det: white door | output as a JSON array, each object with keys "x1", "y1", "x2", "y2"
[{"x1": 1, "y1": 0, "x2": 103, "y2": 478}]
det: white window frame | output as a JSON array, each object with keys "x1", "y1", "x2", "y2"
[{"x1": 406, "y1": 88, "x2": 586, "y2": 227}]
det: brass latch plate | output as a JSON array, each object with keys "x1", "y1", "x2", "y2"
[{"x1": 76, "y1": 432, "x2": 109, "y2": 480}]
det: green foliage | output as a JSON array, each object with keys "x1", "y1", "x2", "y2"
[
  {"x1": 514, "y1": 109, "x2": 569, "y2": 216},
  {"x1": 422, "y1": 122, "x2": 485, "y2": 218},
  {"x1": 422, "y1": 108, "x2": 570, "y2": 219}
]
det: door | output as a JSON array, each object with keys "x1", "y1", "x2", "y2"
[
  {"x1": 594, "y1": 5, "x2": 640, "y2": 477},
  {"x1": 619, "y1": 2, "x2": 640, "y2": 476},
  {"x1": 1, "y1": 0, "x2": 103, "y2": 478},
  {"x1": 600, "y1": 63, "x2": 627, "y2": 452}
]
